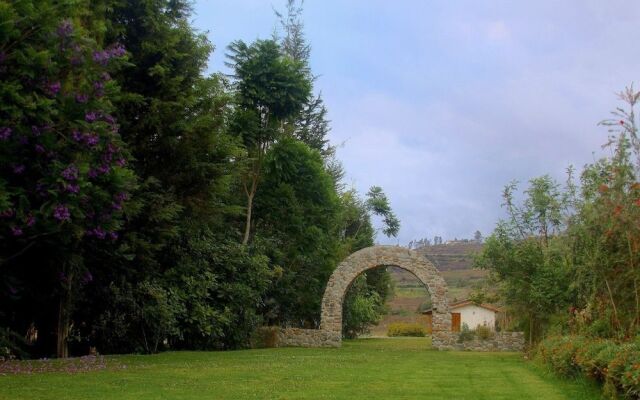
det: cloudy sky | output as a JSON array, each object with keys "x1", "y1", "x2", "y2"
[{"x1": 192, "y1": 1, "x2": 640, "y2": 245}]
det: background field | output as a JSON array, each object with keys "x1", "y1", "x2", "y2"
[
  {"x1": 0, "y1": 338, "x2": 600, "y2": 400},
  {"x1": 371, "y1": 243, "x2": 488, "y2": 336}
]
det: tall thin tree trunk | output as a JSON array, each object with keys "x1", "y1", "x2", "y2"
[
  {"x1": 242, "y1": 150, "x2": 262, "y2": 246},
  {"x1": 242, "y1": 183, "x2": 255, "y2": 246},
  {"x1": 605, "y1": 278, "x2": 623, "y2": 336},
  {"x1": 56, "y1": 295, "x2": 69, "y2": 358}
]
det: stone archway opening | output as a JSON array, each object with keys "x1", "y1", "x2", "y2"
[
  {"x1": 320, "y1": 246, "x2": 451, "y2": 348},
  {"x1": 368, "y1": 266, "x2": 434, "y2": 337}
]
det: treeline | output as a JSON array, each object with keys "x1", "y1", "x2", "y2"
[
  {"x1": 0, "y1": 0, "x2": 397, "y2": 358},
  {"x1": 476, "y1": 88, "x2": 640, "y2": 345}
]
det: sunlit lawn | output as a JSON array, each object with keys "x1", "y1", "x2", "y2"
[{"x1": 0, "y1": 338, "x2": 601, "y2": 400}]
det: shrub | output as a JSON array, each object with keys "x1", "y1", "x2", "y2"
[
  {"x1": 605, "y1": 343, "x2": 640, "y2": 399},
  {"x1": 387, "y1": 323, "x2": 426, "y2": 337},
  {"x1": 251, "y1": 326, "x2": 280, "y2": 348},
  {"x1": 475, "y1": 325, "x2": 494, "y2": 340},
  {"x1": 574, "y1": 339, "x2": 617, "y2": 382},
  {"x1": 458, "y1": 323, "x2": 475, "y2": 343},
  {"x1": 0, "y1": 327, "x2": 28, "y2": 360},
  {"x1": 537, "y1": 336, "x2": 585, "y2": 378},
  {"x1": 538, "y1": 335, "x2": 640, "y2": 399}
]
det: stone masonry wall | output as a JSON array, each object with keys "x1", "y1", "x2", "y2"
[
  {"x1": 434, "y1": 331, "x2": 525, "y2": 351},
  {"x1": 276, "y1": 328, "x2": 341, "y2": 348}
]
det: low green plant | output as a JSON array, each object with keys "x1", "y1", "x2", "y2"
[
  {"x1": 387, "y1": 323, "x2": 426, "y2": 337},
  {"x1": 0, "y1": 327, "x2": 28, "y2": 360},
  {"x1": 475, "y1": 325, "x2": 494, "y2": 340},
  {"x1": 458, "y1": 323, "x2": 475, "y2": 343}
]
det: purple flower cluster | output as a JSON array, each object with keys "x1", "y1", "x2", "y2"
[
  {"x1": 93, "y1": 81, "x2": 104, "y2": 97},
  {"x1": 75, "y1": 93, "x2": 89, "y2": 103},
  {"x1": 46, "y1": 81, "x2": 61, "y2": 96},
  {"x1": 85, "y1": 111, "x2": 98, "y2": 122},
  {"x1": 53, "y1": 204, "x2": 71, "y2": 222},
  {"x1": 87, "y1": 227, "x2": 106, "y2": 239},
  {"x1": 72, "y1": 130, "x2": 83, "y2": 141},
  {"x1": 89, "y1": 164, "x2": 111, "y2": 178},
  {"x1": 114, "y1": 192, "x2": 129, "y2": 203},
  {"x1": 72, "y1": 130, "x2": 99, "y2": 147},
  {"x1": 12, "y1": 164, "x2": 25, "y2": 174},
  {"x1": 92, "y1": 44, "x2": 126, "y2": 66},
  {"x1": 61, "y1": 165, "x2": 78, "y2": 181},
  {"x1": 0, "y1": 127, "x2": 11, "y2": 141},
  {"x1": 35, "y1": 144, "x2": 45, "y2": 154},
  {"x1": 56, "y1": 19, "x2": 73, "y2": 38},
  {"x1": 11, "y1": 226, "x2": 23, "y2": 236},
  {"x1": 104, "y1": 114, "x2": 116, "y2": 126},
  {"x1": 85, "y1": 227, "x2": 118, "y2": 240},
  {"x1": 86, "y1": 134, "x2": 99, "y2": 147},
  {"x1": 64, "y1": 183, "x2": 80, "y2": 194},
  {"x1": 26, "y1": 215, "x2": 36, "y2": 227}
]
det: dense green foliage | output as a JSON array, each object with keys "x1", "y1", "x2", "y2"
[
  {"x1": 538, "y1": 335, "x2": 640, "y2": 399},
  {"x1": 478, "y1": 90, "x2": 640, "y2": 397},
  {"x1": 0, "y1": 338, "x2": 602, "y2": 400},
  {"x1": 0, "y1": 0, "x2": 398, "y2": 358},
  {"x1": 477, "y1": 89, "x2": 640, "y2": 345}
]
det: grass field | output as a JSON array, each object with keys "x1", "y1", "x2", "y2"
[{"x1": 0, "y1": 338, "x2": 601, "y2": 400}]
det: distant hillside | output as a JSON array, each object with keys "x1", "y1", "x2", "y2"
[{"x1": 414, "y1": 242, "x2": 483, "y2": 271}]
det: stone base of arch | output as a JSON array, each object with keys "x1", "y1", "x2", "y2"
[{"x1": 274, "y1": 327, "x2": 455, "y2": 349}]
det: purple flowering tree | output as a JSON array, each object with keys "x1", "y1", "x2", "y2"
[{"x1": 0, "y1": 12, "x2": 136, "y2": 357}]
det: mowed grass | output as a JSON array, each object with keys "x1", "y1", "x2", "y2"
[{"x1": 0, "y1": 338, "x2": 601, "y2": 400}]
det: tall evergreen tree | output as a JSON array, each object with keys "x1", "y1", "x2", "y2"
[{"x1": 275, "y1": 0, "x2": 331, "y2": 155}]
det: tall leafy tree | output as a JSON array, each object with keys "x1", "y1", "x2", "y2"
[
  {"x1": 226, "y1": 39, "x2": 311, "y2": 245},
  {"x1": 253, "y1": 137, "x2": 340, "y2": 326},
  {"x1": 568, "y1": 88, "x2": 640, "y2": 339}
]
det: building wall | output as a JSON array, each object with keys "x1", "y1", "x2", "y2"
[{"x1": 456, "y1": 305, "x2": 496, "y2": 330}]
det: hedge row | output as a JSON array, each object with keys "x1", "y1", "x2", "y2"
[
  {"x1": 537, "y1": 335, "x2": 640, "y2": 399},
  {"x1": 387, "y1": 323, "x2": 426, "y2": 337}
]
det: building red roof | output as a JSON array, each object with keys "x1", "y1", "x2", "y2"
[{"x1": 422, "y1": 299, "x2": 502, "y2": 314}]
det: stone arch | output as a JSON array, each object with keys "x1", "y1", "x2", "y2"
[{"x1": 320, "y1": 245, "x2": 451, "y2": 346}]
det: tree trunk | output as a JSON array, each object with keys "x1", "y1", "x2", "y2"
[
  {"x1": 242, "y1": 188, "x2": 255, "y2": 246},
  {"x1": 56, "y1": 296, "x2": 69, "y2": 358}
]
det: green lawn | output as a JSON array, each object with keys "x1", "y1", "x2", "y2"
[{"x1": 0, "y1": 338, "x2": 601, "y2": 400}]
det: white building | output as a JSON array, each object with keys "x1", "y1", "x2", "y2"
[{"x1": 423, "y1": 299, "x2": 501, "y2": 332}]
